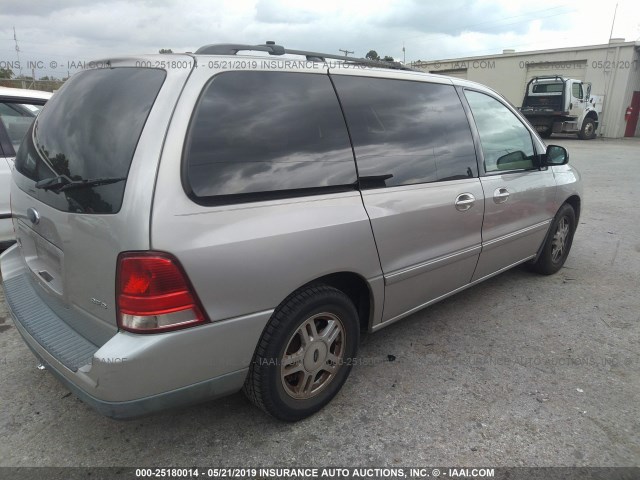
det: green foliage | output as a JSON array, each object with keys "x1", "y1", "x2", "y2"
[
  {"x1": 365, "y1": 50, "x2": 380, "y2": 61},
  {"x1": 0, "y1": 67, "x2": 14, "y2": 79}
]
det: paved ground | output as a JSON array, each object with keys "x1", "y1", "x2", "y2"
[{"x1": 0, "y1": 138, "x2": 638, "y2": 467}]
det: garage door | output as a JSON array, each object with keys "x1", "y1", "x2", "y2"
[
  {"x1": 430, "y1": 68, "x2": 467, "y2": 80},
  {"x1": 525, "y1": 60, "x2": 587, "y2": 85}
]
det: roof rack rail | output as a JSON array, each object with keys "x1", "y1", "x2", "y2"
[
  {"x1": 529, "y1": 75, "x2": 566, "y2": 81},
  {"x1": 194, "y1": 41, "x2": 414, "y2": 71}
]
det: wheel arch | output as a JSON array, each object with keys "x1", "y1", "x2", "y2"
[
  {"x1": 564, "y1": 194, "x2": 581, "y2": 223},
  {"x1": 533, "y1": 196, "x2": 580, "y2": 264},
  {"x1": 297, "y1": 271, "x2": 375, "y2": 334}
]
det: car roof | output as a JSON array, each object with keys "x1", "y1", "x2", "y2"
[{"x1": 0, "y1": 86, "x2": 53, "y2": 100}]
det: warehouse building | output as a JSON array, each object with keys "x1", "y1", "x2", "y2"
[{"x1": 413, "y1": 39, "x2": 640, "y2": 138}]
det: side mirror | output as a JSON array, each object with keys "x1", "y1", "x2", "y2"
[{"x1": 543, "y1": 145, "x2": 569, "y2": 166}]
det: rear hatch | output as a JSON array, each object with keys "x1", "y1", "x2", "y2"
[{"x1": 8, "y1": 60, "x2": 191, "y2": 345}]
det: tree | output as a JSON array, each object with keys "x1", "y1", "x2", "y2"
[
  {"x1": 383, "y1": 55, "x2": 394, "y2": 62},
  {"x1": 0, "y1": 67, "x2": 14, "y2": 79},
  {"x1": 159, "y1": 48, "x2": 173, "y2": 54},
  {"x1": 365, "y1": 50, "x2": 380, "y2": 61}
]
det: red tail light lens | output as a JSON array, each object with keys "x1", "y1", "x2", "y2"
[{"x1": 116, "y1": 252, "x2": 208, "y2": 333}]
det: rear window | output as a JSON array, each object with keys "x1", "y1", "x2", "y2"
[
  {"x1": 184, "y1": 71, "x2": 357, "y2": 204},
  {"x1": 15, "y1": 67, "x2": 166, "y2": 214},
  {"x1": 532, "y1": 83, "x2": 563, "y2": 93}
]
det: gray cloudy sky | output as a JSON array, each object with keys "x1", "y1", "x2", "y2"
[{"x1": 1, "y1": 0, "x2": 638, "y2": 78}]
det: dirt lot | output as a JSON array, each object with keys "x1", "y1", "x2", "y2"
[{"x1": 0, "y1": 137, "x2": 638, "y2": 467}]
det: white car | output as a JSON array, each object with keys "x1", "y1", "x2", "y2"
[{"x1": 0, "y1": 86, "x2": 52, "y2": 248}]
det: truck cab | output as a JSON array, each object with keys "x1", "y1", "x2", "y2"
[{"x1": 521, "y1": 76, "x2": 602, "y2": 140}]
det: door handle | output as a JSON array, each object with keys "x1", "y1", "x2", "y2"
[
  {"x1": 493, "y1": 187, "x2": 510, "y2": 204},
  {"x1": 455, "y1": 193, "x2": 475, "y2": 212}
]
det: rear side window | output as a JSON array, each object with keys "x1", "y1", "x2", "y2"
[
  {"x1": 15, "y1": 68, "x2": 166, "y2": 214},
  {"x1": 332, "y1": 76, "x2": 477, "y2": 189},
  {"x1": 184, "y1": 71, "x2": 357, "y2": 204}
]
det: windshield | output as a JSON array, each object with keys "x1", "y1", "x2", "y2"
[{"x1": 15, "y1": 67, "x2": 166, "y2": 214}]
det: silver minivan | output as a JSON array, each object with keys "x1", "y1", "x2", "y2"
[{"x1": 0, "y1": 43, "x2": 581, "y2": 421}]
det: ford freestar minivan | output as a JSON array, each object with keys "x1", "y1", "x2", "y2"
[{"x1": 0, "y1": 43, "x2": 581, "y2": 421}]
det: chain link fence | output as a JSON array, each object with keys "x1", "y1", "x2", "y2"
[{"x1": 0, "y1": 78, "x2": 65, "y2": 93}]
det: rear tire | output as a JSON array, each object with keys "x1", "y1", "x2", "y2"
[
  {"x1": 540, "y1": 129, "x2": 552, "y2": 139},
  {"x1": 243, "y1": 285, "x2": 359, "y2": 421},
  {"x1": 529, "y1": 203, "x2": 576, "y2": 275},
  {"x1": 578, "y1": 117, "x2": 597, "y2": 140}
]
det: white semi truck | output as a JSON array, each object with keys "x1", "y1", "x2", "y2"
[{"x1": 521, "y1": 76, "x2": 603, "y2": 139}]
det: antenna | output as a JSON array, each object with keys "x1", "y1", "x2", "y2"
[
  {"x1": 608, "y1": 2, "x2": 618, "y2": 41},
  {"x1": 13, "y1": 26, "x2": 23, "y2": 78},
  {"x1": 339, "y1": 49, "x2": 354, "y2": 57}
]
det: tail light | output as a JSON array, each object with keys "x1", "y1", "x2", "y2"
[{"x1": 116, "y1": 252, "x2": 208, "y2": 333}]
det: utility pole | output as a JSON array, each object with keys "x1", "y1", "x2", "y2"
[
  {"x1": 339, "y1": 49, "x2": 354, "y2": 57},
  {"x1": 13, "y1": 26, "x2": 24, "y2": 81},
  {"x1": 402, "y1": 42, "x2": 406, "y2": 65}
]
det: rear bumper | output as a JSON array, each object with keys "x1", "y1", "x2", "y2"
[
  {"x1": 1, "y1": 245, "x2": 272, "y2": 418},
  {"x1": 14, "y1": 319, "x2": 249, "y2": 419}
]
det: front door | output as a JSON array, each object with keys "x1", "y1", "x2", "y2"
[
  {"x1": 463, "y1": 89, "x2": 557, "y2": 281},
  {"x1": 569, "y1": 81, "x2": 585, "y2": 119}
]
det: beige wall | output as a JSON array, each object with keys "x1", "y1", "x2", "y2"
[{"x1": 414, "y1": 42, "x2": 640, "y2": 138}]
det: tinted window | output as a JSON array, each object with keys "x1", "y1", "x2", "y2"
[
  {"x1": 15, "y1": 68, "x2": 166, "y2": 213},
  {"x1": 464, "y1": 90, "x2": 536, "y2": 173},
  {"x1": 333, "y1": 76, "x2": 477, "y2": 189},
  {"x1": 185, "y1": 72, "x2": 356, "y2": 202}
]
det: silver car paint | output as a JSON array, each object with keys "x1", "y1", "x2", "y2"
[
  {"x1": 361, "y1": 179, "x2": 484, "y2": 322},
  {"x1": 9, "y1": 57, "x2": 194, "y2": 341},
  {"x1": 472, "y1": 170, "x2": 557, "y2": 280},
  {"x1": 0, "y1": 54, "x2": 583, "y2": 417},
  {"x1": 0, "y1": 158, "x2": 14, "y2": 242},
  {"x1": 151, "y1": 63, "x2": 385, "y2": 326}
]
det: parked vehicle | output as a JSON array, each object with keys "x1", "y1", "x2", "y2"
[
  {"x1": 0, "y1": 87, "x2": 52, "y2": 248},
  {"x1": 520, "y1": 75, "x2": 603, "y2": 139},
  {"x1": 0, "y1": 43, "x2": 582, "y2": 422}
]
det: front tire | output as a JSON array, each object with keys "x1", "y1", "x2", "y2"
[
  {"x1": 578, "y1": 117, "x2": 597, "y2": 140},
  {"x1": 243, "y1": 285, "x2": 359, "y2": 421},
  {"x1": 530, "y1": 203, "x2": 576, "y2": 275}
]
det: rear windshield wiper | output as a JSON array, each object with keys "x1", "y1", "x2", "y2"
[{"x1": 35, "y1": 175, "x2": 126, "y2": 193}]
